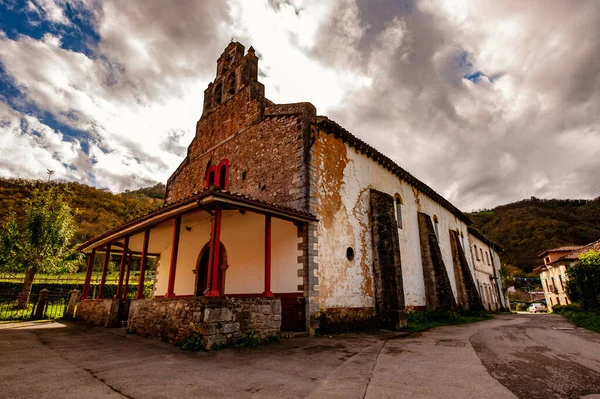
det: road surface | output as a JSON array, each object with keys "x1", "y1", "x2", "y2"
[{"x1": 0, "y1": 314, "x2": 598, "y2": 398}]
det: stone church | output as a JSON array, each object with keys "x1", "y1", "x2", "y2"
[{"x1": 77, "y1": 42, "x2": 506, "y2": 347}]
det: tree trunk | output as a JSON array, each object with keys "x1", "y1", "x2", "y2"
[{"x1": 17, "y1": 267, "x2": 37, "y2": 309}]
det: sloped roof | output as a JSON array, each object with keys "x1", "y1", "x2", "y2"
[
  {"x1": 556, "y1": 239, "x2": 600, "y2": 261},
  {"x1": 317, "y1": 117, "x2": 471, "y2": 225},
  {"x1": 467, "y1": 226, "x2": 501, "y2": 251},
  {"x1": 539, "y1": 245, "x2": 585, "y2": 258},
  {"x1": 78, "y1": 187, "x2": 317, "y2": 252}
]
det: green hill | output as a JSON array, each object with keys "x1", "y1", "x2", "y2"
[
  {"x1": 468, "y1": 197, "x2": 600, "y2": 273},
  {"x1": 0, "y1": 178, "x2": 165, "y2": 246}
]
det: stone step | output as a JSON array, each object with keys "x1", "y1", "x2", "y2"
[{"x1": 281, "y1": 331, "x2": 310, "y2": 339}]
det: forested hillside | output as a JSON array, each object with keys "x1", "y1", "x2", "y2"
[
  {"x1": 2, "y1": 177, "x2": 598, "y2": 276},
  {"x1": 0, "y1": 178, "x2": 165, "y2": 245},
  {"x1": 468, "y1": 197, "x2": 600, "y2": 273}
]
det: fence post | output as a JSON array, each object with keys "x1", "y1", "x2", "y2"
[
  {"x1": 64, "y1": 289, "x2": 79, "y2": 319},
  {"x1": 33, "y1": 289, "x2": 49, "y2": 320}
]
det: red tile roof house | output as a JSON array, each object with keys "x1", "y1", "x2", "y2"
[
  {"x1": 535, "y1": 240, "x2": 600, "y2": 312},
  {"x1": 76, "y1": 42, "x2": 503, "y2": 349}
]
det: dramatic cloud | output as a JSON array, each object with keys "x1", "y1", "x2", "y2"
[{"x1": 0, "y1": 0, "x2": 598, "y2": 209}]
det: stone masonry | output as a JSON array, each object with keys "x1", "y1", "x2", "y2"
[
  {"x1": 127, "y1": 296, "x2": 281, "y2": 350},
  {"x1": 165, "y1": 42, "x2": 315, "y2": 213},
  {"x1": 417, "y1": 212, "x2": 458, "y2": 312},
  {"x1": 76, "y1": 299, "x2": 114, "y2": 326}
]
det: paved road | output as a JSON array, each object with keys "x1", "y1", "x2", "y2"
[{"x1": 0, "y1": 314, "x2": 599, "y2": 398}]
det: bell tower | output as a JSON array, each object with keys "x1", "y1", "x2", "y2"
[{"x1": 202, "y1": 42, "x2": 263, "y2": 115}]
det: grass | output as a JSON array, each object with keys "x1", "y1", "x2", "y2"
[
  {"x1": 0, "y1": 271, "x2": 141, "y2": 285},
  {"x1": 0, "y1": 301, "x2": 67, "y2": 321},
  {"x1": 552, "y1": 304, "x2": 600, "y2": 334},
  {"x1": 402, "y1": 310, "x2": 493, "y2": 333}
]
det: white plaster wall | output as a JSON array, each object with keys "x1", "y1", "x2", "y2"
[
  {"x1": 468, "y1": 234, "x2": 500, "y2": 310},
  {"x1": 315, "y1": 139, "x2": 471, "y2": 309},
  {"x1": 153, "y1": 210, "x2": 301, "y2": 296}
]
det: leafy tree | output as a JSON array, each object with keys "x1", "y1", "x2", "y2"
[
  {"x1": 566, "y1": 250, "x2": 600, "y2": 310},
  {"x1": 0, "y1": 187, "x2": 79, "y2": 308}
]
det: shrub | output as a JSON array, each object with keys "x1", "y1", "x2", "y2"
[
  {"x1": 567, "y1": 250, "x2": 600, "y2": 310},
  {"x1": 179, "y1": 334, "x2": 205, "y2": 351}
]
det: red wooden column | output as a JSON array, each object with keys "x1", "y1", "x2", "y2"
[
  {"x1": 97, "y1": 244, "x2": 111, "y2": 299},
  {"x1": 165, "y1": 216, "x2": 182, "y2": 298},
  {"x1": 114, "y1": 237, "x2": 129, "y2": 299},
  {"x1": 82, "y1": 248, "x2": 96, "y2": 299},
  {"x1": 136, "y1": 229, "x2": 150, "y2": 299},
  {"x1": 123, "y1": 252, "x2": 132, "y2": 298},
  {"x1": 207, "y1": 204, "x2": 223, "y2": 297},
  {"x1": 263, "y1": 215, "x2": 273, "y2": 297}
]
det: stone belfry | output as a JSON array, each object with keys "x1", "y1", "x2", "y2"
[{"x1": 202, "y1": 41, "x2": 263, "y2": 115}]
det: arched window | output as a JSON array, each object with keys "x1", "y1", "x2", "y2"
[
  {"x1": 205, "y1": 166, "x2": 217, "y2": 188},
  {"x1": 217, "y1": 159, "x2": 230, "y2": 191},
  {"x1": 433, "y1": 215, "x2": 439, "y2": 240},
  {"x1": 214, "y1": 82, "x2": 222, "y2": 105},
  {"x1": 394, "y1": 194, "x2": 403, "y2": 229},
  {"x1": 206, "y1": 159, "x2": 230, "y2": 190},
  {"x1": 474, "y1": 244, "x2": 480, "y2": 260},
  {"x1": 227, "y1": 74, "x2": 236, "y2": 95}
]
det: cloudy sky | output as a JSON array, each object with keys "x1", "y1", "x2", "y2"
[{"x1": 0, "y1": 0, "x2": 598, "y2": 211}]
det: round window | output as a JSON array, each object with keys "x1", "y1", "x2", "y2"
[{"x1": 346, "y1": 247, "x2": 355, "y2": 261}]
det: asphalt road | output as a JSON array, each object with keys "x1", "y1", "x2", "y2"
[{"x1": 0, "y1": 314, "x2": 599, "y2": 398}]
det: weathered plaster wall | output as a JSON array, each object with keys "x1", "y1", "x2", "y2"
[
  {"x1": 468, "y1": 234, "x2": 501, "y2": 311},
  {"x1": 153, "y1": 210, "x2": 302, "y2": 297},
  {"x1": 311, "y1": 130, "x2": 471, "y2": 310},
  {"x1": 540, "y1": 264, "x2": 570, "y2": 311}
]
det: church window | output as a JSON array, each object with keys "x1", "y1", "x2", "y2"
[
  {"x1": 485, "y1": 251, "x2": 489, "y2": 264},
  {"x1": 217, "y1": 159, "x2": 230, "y2": 190},
  {"x1": 227, "y1": 74, "x2": 236, "y2": 95},
  {"x1": 205, "y1": 159, "x2": 230, "y2": 190},
  {"x1": 433, "y1": 215, "x2": 439, "y2": 240},
  {"x1": 394, "y1": 195, "x2": 403, "y2": 229},
  {"x1": 205, "y1": 166, "x2": 217, "y2": 188},
  {"x1": 475, "y1": 245, "x2": 480, "y2": 260}
]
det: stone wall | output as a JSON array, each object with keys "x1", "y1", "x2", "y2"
[
  {"x1": 369, "y1": 189, "x2": 406, "y2": 329},
  {"x1": 76, "y1": 299, "x2": 114, "y2": 326},
  {"x1": 417, "y1": 212, "x2": 458, "y2": 312},
  {"x1": 127, "y1": 296, "x2": 281, "y2": 350},
  {"x1": 165, "y1": 42, "x2": 315, "y2": 213}
]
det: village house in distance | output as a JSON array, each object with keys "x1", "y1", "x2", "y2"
[
  {"x1": 76, "y1": 42, "x2": 506, "y2": 348},
  {"x1": 536, "y1": 240, "x2": 600, "y2": 312}
]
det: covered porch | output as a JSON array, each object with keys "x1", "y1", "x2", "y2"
[{"x1": 76, "y1": 189, "x2": 316, "y2": 346}]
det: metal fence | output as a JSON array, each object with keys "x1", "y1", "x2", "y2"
[
  {"x1": 0, "y1": 287, "x2": 71, "y2": 321},
  {"x1": 0, "y1": 273, "x2": 154, "y2": 321}
]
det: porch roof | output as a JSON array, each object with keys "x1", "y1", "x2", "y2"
[{"x1": 78, "y1": 188, "x2": 317, "y2": 253}]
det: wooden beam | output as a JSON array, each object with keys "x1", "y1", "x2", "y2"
[
  {"x1": 136, "y1": 229, "x2": 150, "y2": 300},
  {"x1": 114, "y1": 236, "x2": 129, "y2": 299},
  {"x1": 206, "y1": 204, "x2": 222, "y2": 297},
  {"x1": 97, "y1": 244, "x2": 111, "y2": 299},
  {"x1": 166, "y1": 216, "x2": 182, "y2": 298},
  {"x1": 82, "y1": 248, "x2": 96, "y2": 299},
  {"x1": 263, "y1": 215, "x2": 273, "y2": 297}
]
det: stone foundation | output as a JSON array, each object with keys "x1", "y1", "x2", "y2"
[
  {"x1": 76, "y1": 299, "x2": 114, "y2": 326},
  {"x1": 127, "y1": 296, "x2": 281, "y2": 350},
  {"x1": 316, "y1": 307, "x2": 378, "y2": 333}
]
